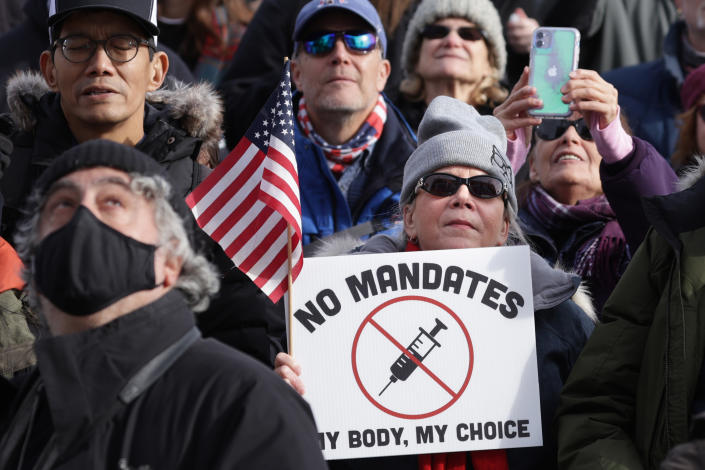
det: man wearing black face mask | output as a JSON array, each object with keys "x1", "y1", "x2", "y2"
[
  {"x1": 0, "y1": 0, "x2": 287, "y2": 370},
  {"x1": 0, "y1": 140, "x2": 327, "y2": 470}
]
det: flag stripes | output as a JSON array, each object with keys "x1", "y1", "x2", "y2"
[{"x1": 186, "y1": 63, "x2": 301, "y2": 303}]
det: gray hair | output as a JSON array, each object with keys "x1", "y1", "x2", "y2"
[{"x1": 14, "y1": 174, "x2": 220, "y2": 313}]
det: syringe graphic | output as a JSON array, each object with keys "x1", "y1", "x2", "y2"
[{"x1": 379, "y1": 318, "x2": 448, "y2": 396}]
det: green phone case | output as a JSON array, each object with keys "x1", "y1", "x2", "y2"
[{"x1": 529, "y1": 28, "x2": 580, "y2": 118}]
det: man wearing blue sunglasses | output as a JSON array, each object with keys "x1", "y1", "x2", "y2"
[{"x1": 290, "y1": 0, "x2": 417, "y2": 248}]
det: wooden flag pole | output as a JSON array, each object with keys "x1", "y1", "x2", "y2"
[
  {"x1": 287, "y1": 224, "x2": 294, "y2": 356},
  {"x1": 284, "y1": 55, "x2": 294, "y2": 356}
]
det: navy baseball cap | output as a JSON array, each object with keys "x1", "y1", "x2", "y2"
[
  {"x1": 47, "y1": 0, "x2": 159, "y2": 43},
  {"x1": 293, "y1": 0, "x2": 387, "y2": 57}
]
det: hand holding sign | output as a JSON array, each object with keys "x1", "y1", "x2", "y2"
[
  {"x1": 275, "y1": 352, "x2": 306, "y2": 396},
  {"x1": 287, "y1": 246, "x2": 543, "y2": 460}
]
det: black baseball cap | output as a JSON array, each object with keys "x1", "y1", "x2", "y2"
[{"x1": 47, "y1": 0, "x2": 159, "y2": 41}]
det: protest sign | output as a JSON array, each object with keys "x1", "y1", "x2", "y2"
[{"x1": 288, "y1": 245, "x2": 541, "y2": 460}]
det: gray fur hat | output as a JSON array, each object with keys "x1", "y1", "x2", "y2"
[
  {"x1": 402, "y1": 0, "x2": 506, "y2": 80},
  {"x1": 400, "y1": 96, "x2": 516, "y2": 212}
]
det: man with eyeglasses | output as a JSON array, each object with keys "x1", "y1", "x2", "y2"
[
  {"x1": 0, "y1": 0, "x2": 289, "y2": 374},
  {"x1": 290, "y1": 0, "x2": 416, "y2": 249},
  {"x1": 0, "y1": 0, "x2": 219, "y2": 241}
]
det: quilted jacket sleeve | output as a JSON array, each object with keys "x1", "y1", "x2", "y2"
[{"x1": 556, "y1": 231, "x2": 668, "y2": 470}]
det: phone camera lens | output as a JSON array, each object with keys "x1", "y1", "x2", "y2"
[
  {"x1": 536, "y1": 31, "x2": 544, "y2": 38},
  {"x1": 536, "y1": 39, "x2": 544, "y2": 47}
]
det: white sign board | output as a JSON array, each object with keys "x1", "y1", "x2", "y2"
[{"x1": 288, "y1": 245, "x2": 541, "y2": 460}]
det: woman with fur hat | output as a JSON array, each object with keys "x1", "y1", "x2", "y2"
[
  {"x1": 394, "y1": 0, "x2": 508, "y2": 130},
  {"x1": 276, "y1": 96, "x2": 596, "y2": 470}
]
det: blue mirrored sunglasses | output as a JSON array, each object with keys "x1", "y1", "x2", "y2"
[{"x1": 301, "y1": 31, "x2": 377, "y2": 56}]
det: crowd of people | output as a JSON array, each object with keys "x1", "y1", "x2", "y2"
[{"x1": 0, "y1": 0, "x2": 704, "y2": 468}]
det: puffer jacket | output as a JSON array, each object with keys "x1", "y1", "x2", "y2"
[
  {"x1": 557, "y1": 161, "x2": 705, "y2": 469},
  {"x1": 323, "y1": 234, "x2": 595, "y2": 470},
  {"x1": 294, "y1": 94, "x2": 416, "y2": 246},
  {"x1": 0, "y1": 70, "x2": 220, "y2": 238},
  {"x1": 0, "y1": 71, "x2": 286, "y2": 367}
]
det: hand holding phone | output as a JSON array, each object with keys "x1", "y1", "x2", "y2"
[
  {"x1": 560, "y1": 69, "x2": 619, "y2": 129},
  {"x1": 528, "y1": 27, "x2": 580, "y2": 118},
  {"x1": 493, "y1": 67, "x2": 542, "y2": 138}
]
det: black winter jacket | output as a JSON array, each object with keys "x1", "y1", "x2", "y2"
[
  {"x1": 0, "y1": 71, "x2": 287, "y2": 367},
  {"x1": 0, "y1": 71, "x2": 213, "y2": 237},
  {"x1": 0, "y1": 291, "x2": 327, "y2": 470}
]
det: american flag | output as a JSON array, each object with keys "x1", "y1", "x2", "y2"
[{"x1": 186, "y1": 63, "x2": 302, "y2": 303}]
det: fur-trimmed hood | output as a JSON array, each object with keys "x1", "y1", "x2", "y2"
[{"x1": 5, "y1": 70, "x2": 223, "y2": 153}]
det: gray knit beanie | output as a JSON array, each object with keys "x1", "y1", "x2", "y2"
[
  {"x1": 401, "y1": 96, "x2": 516, "y2": 212},
  {"x1": 402, "y1": 0, "x2": 506, "y2": 81}
]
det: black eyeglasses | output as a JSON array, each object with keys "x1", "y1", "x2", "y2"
[
  {"x1": 52, "y1": 34, "x2": 154, "y2": 64},
  {"x1": 415, "y1": 173, "x2": 506, "y2": 200},
  {"x1": 301, "y1": 30, "x2": 377, "y2": 56},
  {"x1": 534, "y1": 118, "x2": 593, "y2": 141},
  {"x1": 421, "y1": 24, "x2": 486, "y2": 42}
]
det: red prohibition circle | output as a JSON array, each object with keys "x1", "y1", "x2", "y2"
[{"x1": 351, "y1": 295, "x2": 474, "y2": 419}]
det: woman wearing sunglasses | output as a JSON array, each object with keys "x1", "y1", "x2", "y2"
[
  {"x1": 276, "y1": 96, "x2": 595, "y2": 470},
  {"x1": 493, "y1": 67, "x2": 677, "y2": 314},
  {"x1": 393, "y1": 0, "x2": 507, "y2": 131}
]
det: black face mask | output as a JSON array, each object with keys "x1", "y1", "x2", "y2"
[{"x1": 34, "y1": 206, "x2": 160, "y2": 316}]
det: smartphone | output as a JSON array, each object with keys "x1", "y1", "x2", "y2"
[{"x1": 528, "y1": 27, "x2": 580, "y2": 118}]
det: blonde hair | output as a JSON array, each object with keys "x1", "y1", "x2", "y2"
[{"x1": 400, "y1": 70, "x2": 507, "y2": 109}]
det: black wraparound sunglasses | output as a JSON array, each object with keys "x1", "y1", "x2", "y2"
[
  {"x1": 535, "y1": 118, "x2": 593, "y2": 141},
  {"x1": 415, "y1": 173, "x2": 506, "y2": 200}
]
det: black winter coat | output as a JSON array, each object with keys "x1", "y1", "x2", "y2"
[
  {"x1": 0, "y1": 291, "x2": 327, "y2": 470},
  {"x1": 0, "y1": 73, "x2": 211, "y2": 237},
  {"x1": 0, "y1": 71, "x2": 286, "y2": 367}
]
